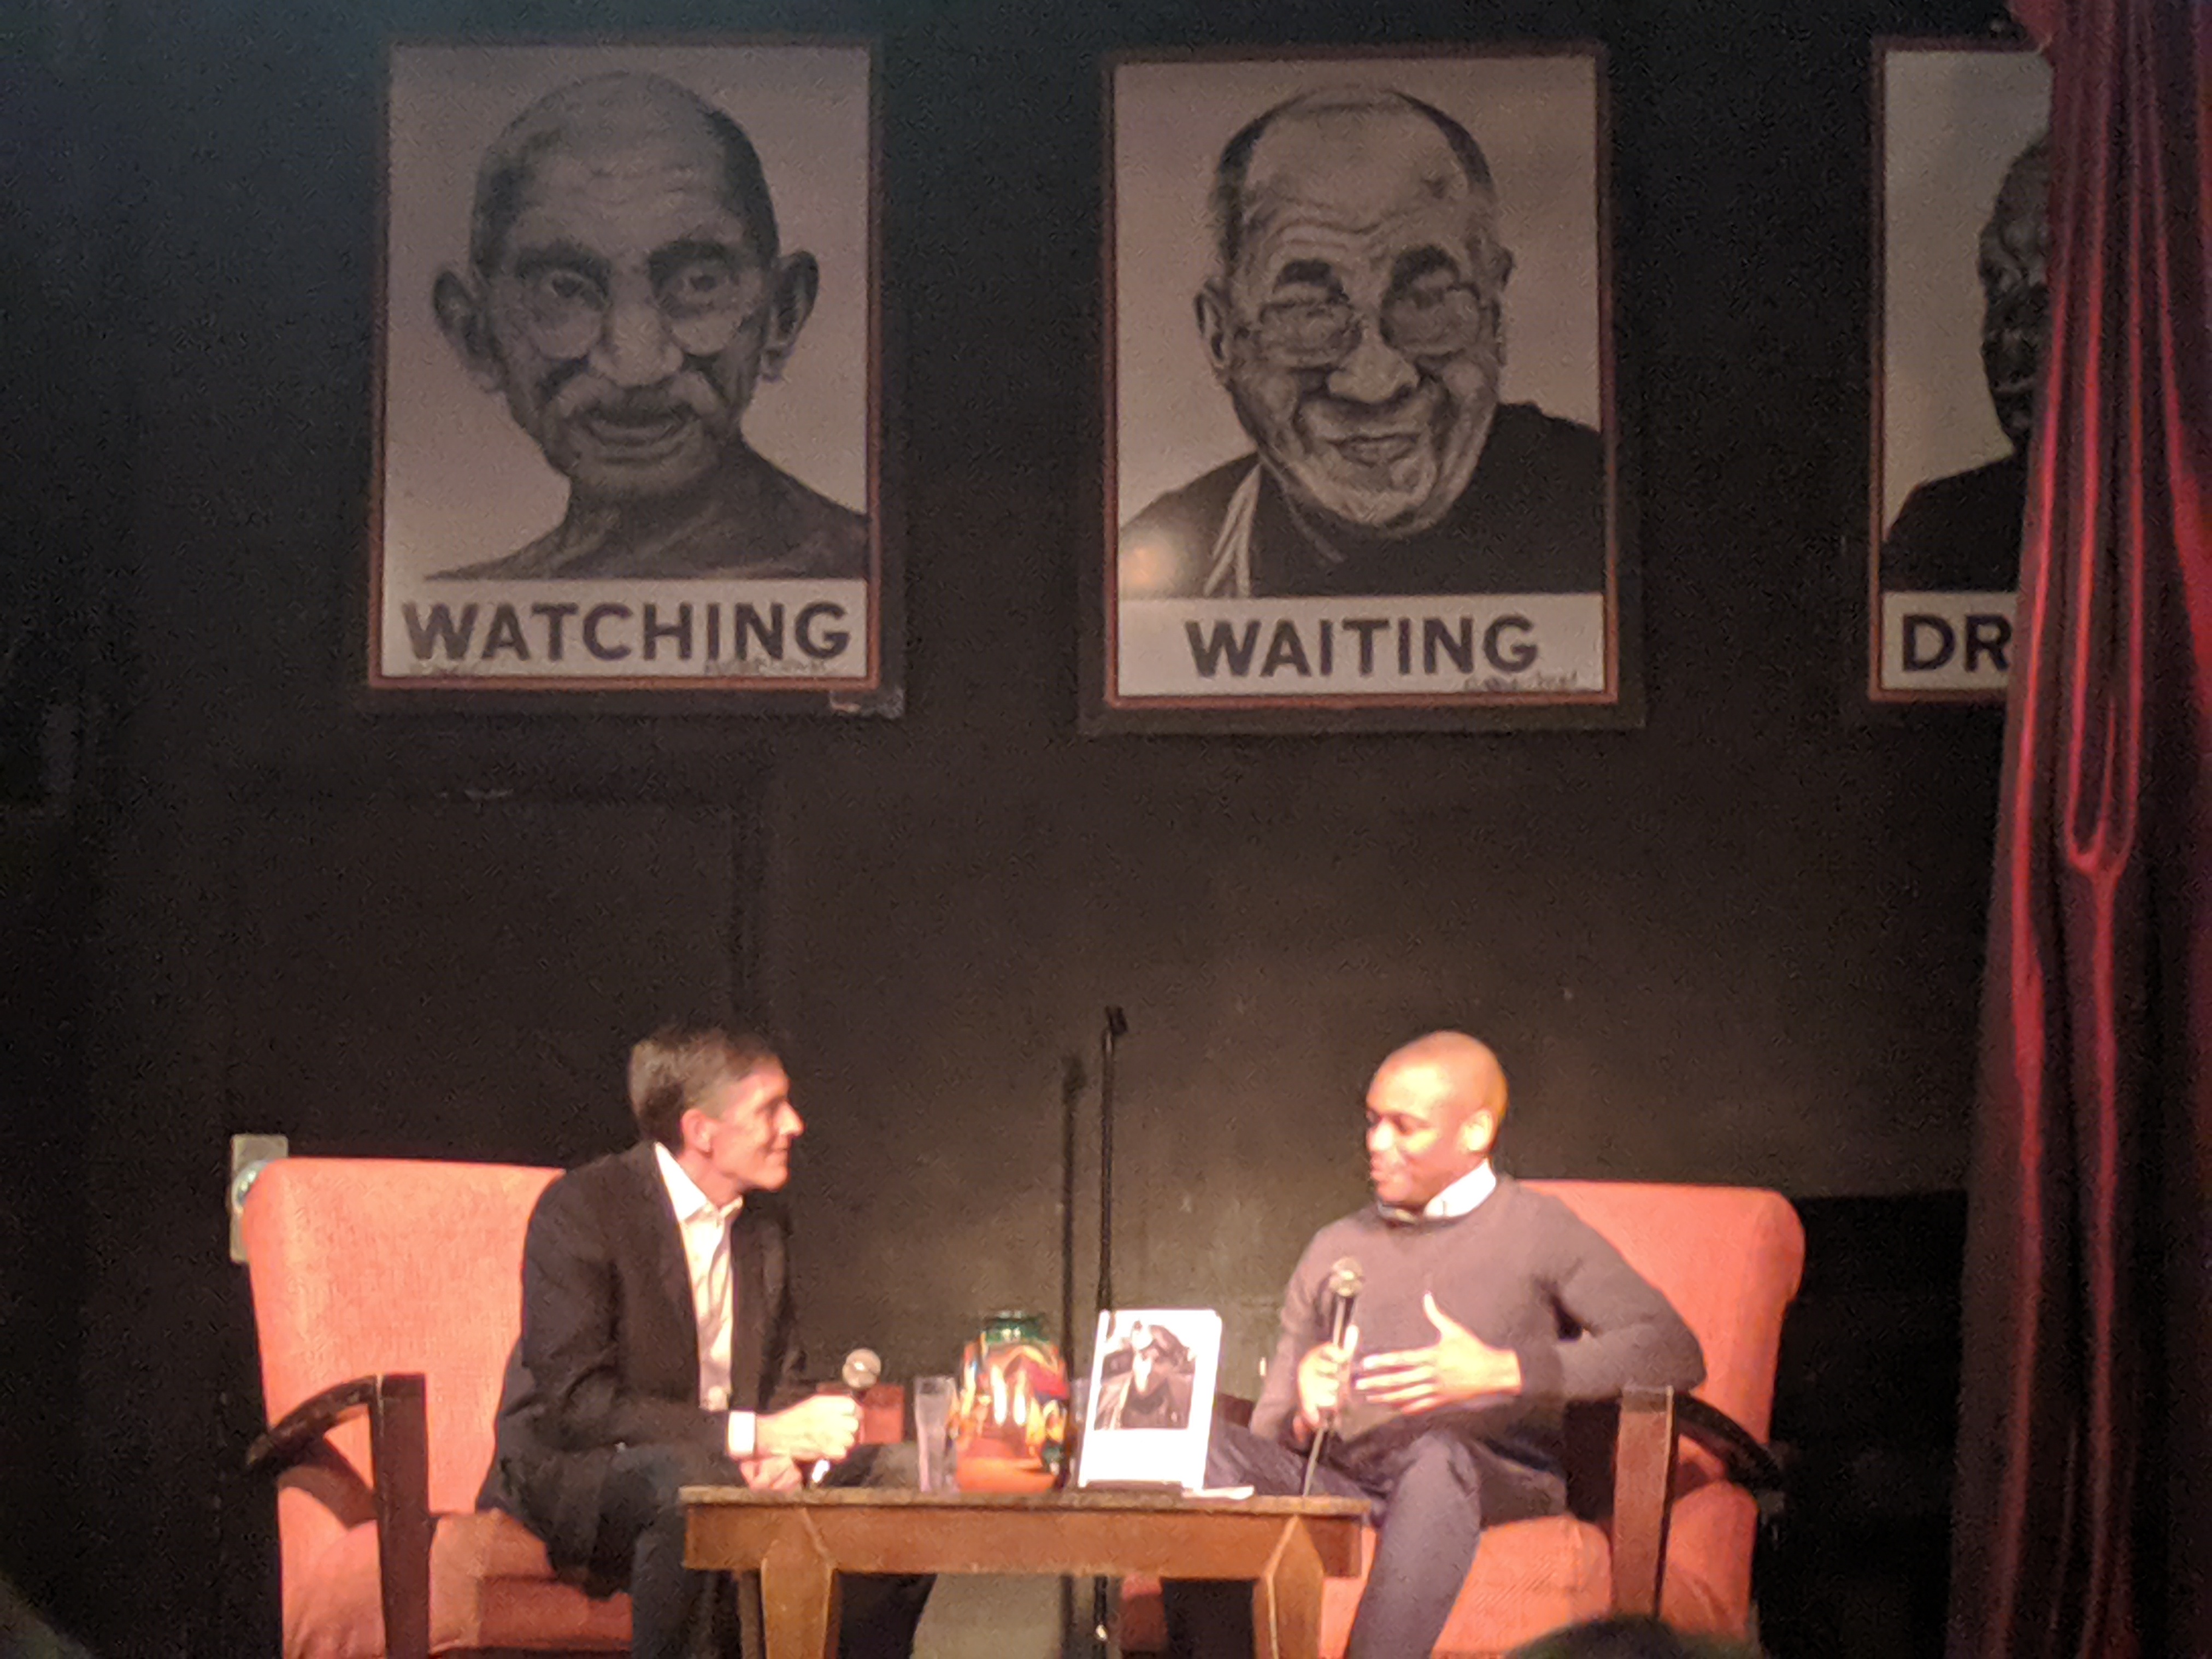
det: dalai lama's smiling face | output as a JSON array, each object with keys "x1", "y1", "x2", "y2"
[{"x1": 1197, "y1": 99, "x2": 1511, "y2": 541}]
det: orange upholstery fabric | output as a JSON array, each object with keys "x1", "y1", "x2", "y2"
[
  {"x1": 244, "y1": 1157, "x2": 630, "y2": 1657},
  {"x1": 1119, "y1": 1181, "x2": 1804, "y2": 1657},
  {"x1": 289, "y1": 1512, "x2": 632, "y2": 1658}
]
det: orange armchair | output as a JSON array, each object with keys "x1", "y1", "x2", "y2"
[
  {"x1": 1119, "y1": 1181, "x2": 1805, "y2": 1657},
  {"x1": 242, "y1": 1157, "x2": 631, "y2": 1658},
  {"x1": 243, "y1": 1156, "x2": 911, "y2": 1656}
]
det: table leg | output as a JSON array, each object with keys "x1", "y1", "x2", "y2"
[
  {"x1": 736, "y1": 1572, "x2": 766, "y2": 1658},
  {"x1": 757, "y1": 1521, "x2": 840, "y2": 1659},
  {"x1": 1250, "y1": 1518, "x2": 1327, "y2": 1659}
]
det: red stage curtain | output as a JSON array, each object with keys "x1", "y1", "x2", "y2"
[{"x1": 1948, "y1": 0, "x2": 2211, "y2": 1655}]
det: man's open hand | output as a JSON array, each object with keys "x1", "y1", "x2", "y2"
[
  {"x1": 755, "y1": 1394, "x2": 861, "y2": 1462},
  {"x1": 1293, "y1": 1325, "x2": 1359, "y2": 1437},
  {"x1": 1354, "y1": 1293, "x2": 1521, "y2": 1413}
]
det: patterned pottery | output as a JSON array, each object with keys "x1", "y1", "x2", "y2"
[{"x1": 952, "y1": 1309, "x2": 1070, "y2": 1492}]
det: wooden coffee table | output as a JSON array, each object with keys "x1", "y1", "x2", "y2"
[{"x1": 684, "y1": 1485, "x2": 1369, "y2": 1659}]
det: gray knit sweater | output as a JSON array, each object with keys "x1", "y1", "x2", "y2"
[{"x1": 1250, "y1": 1175, "x2": 1706, "y2": 1489}]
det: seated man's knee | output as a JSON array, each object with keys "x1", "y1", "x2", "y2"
[
  {"x1": 1391, "y1": 1433, "x2": 1484, "y2": 1503},
  {"x1": 1203, "y1": 1418, "x2": 1280, "y2": 1488},
  {"x1": 603, "y1": 1443, "x2": 732, "y2": 1533},
  {"x1": 631, "y1": 1444, "x2": 699, "y2": 1498},
  {"x1": 1203, "y1": 1422, "x2": 1244, "y2": 1487}
]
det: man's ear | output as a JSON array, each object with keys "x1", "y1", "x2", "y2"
[
  {"x1": 432, "y1": 268, "x2": 505, "y2": 393},
  {"x1": 1462, "y1": 1108, "x2": 1498, "y2": 1160},
  {"x1": 755, "y1": 251, "x2": 820, "y2": 384},
  {"x1": 1488, "y1": 248, "x2": 1514, "y2": 368},
  {"x1": 1195, "y1": 282, "x2": 1236, "y2": 383}
]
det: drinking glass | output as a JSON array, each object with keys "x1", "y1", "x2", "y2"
[{"x1": 911, "y1": 1374, "x2": 957, "y2": 1492}]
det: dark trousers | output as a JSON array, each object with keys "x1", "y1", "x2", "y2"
[
  {"x1": 1164, "y1": 1420, "x2": 1548, "y2": 1659},
  {"x1": 591, "y1": 1443, "x2": 930, "y2": 1659}
]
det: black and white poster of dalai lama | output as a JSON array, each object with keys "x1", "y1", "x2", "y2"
[
  {"x1": 372, "y1": 43, "x2": 886, "y2": 700},
  {"x1": 1099, "y1": 49, "x2": 1628, "y2": 730},
  {"x1": 1870, "y1": 41, "x2": 2050, "y2": 703}
]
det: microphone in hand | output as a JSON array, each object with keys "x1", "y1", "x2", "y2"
[
  {"x1": 841, "y1": 1348, "x2": 885, "y2": 1395},
  {"x1": 1302, "y1": 1258, "x2": 1362, "y2": 1496},
  {"x1": 808, "y1": 1348, "x2": 881, "y2": 1485},
  {"x1": 1317, "y1": 1258, "x2": 1365, "y2": 1417},
  {"x1": 1323, "y1": 1258, "x2": 1363, "y2": 1361}
]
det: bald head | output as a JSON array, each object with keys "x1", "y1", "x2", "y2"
[
  {"x1": 467, "y1": 71, "x2": 780, "y2": 278},
  {"x1": 1378, "y1": 1031, "x2": 1508, "y2": 1123},
  {"x1": 1985, "y1": 133, "x2": 2051, "y2": 244},
  {"x1": 1208, "y1": 87, "x2": 1505, "y2": 284},
  {"x1": 1364, "y1": 1032, "x2": 1509, "y2": 1210}
]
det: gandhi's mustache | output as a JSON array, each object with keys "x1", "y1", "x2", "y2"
[{"x1": 538, "y1": 362, "x2": 728, "y2": 425}]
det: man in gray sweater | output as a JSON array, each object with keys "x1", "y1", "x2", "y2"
[{"x1": 1166, "y1": 1032, "x2": 1705, "y2": 1658}]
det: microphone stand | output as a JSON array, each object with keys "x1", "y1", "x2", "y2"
[
  {"x1": 1059, "y1": 1057, "x2": 1079, "y2": 1450},
  {"x1": 1301, "y1": 1418, "x2": 1331, "y2": 1497},
  {"x1": 1084, "y1": 1007, "x2": 1128, "y2": 1658},
  {"x1": 1096, "y1": 1005, "x2": 1126, "y2": 1319}
]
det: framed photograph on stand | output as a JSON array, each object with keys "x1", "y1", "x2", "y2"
[{"x1": 1076, "y1": 1309, "x2": 1223, "y2": 1491}]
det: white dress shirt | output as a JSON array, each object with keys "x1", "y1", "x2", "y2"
[
  {"x1": 1421, "y1": 1159, "x2": 1498, "y2": 1220},
  {"x1": 653, "y1": 1143, "x2": 758, "y2": 1458}
]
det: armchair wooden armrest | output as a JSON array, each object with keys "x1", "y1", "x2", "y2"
[
  {"x1": 1675, "y1": 1394, "x2": 1785, "y2": 1495},
  {"x1": 246, "y1": 1373, "x2": 432, "y2": 1659},
  {"x1": 1608, "y1": 1386, "x2": 1785, "y2": 1618}
]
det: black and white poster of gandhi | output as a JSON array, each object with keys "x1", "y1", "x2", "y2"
[
  {"x1": 1105, "y1": 51, "x2": 1620, "y2": 719},
  {"x1": 373, "y1": 44, "x2": 880, "y2": 693},
  {"x1": 1871, "y1": 43, "x2": 2050, "y2": 701}
]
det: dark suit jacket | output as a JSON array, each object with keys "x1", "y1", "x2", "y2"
[{"x1": 476, "y1": 1140, "x2": 809, "y2": 1575}]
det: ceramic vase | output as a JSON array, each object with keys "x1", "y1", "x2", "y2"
[{"x1": 951, "y1": 1310, "x2": 1069, "y2": 1492}]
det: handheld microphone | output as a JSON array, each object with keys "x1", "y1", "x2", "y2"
[
  {"x1": 1324, "y1": 1258, "x2": 1362, "y2": 1349},
  {"x1": 1302, "y1": 1258, "x2": 1363, "y2": 1496},
  {"x1": 809, "y1": 1347, "x2": 882, "y2": 1485}
]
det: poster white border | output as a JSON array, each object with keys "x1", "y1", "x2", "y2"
[{"x1": 369, "y1": 39, "x2": 889, "y2": 702}]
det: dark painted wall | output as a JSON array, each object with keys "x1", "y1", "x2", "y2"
[
  {"x1": 2, "y1": 20, "x2": 105, "y2": 1631},
  {"x1": 20, "y1": 0, "x2": 2016, "y2": 1648}
]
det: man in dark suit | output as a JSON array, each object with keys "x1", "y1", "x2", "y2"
[{"x1": 478, "y1": 1024, "x2": 926, "y2": 1658}]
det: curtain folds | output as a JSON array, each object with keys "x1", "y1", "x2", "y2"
[{"x1": 1948, "y1": 1, "x2": 2211, "y2": 1656}]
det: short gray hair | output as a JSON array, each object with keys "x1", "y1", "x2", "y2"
[{"x1": 628, "y1": 1022, "x2": 782, "y2": 1150}]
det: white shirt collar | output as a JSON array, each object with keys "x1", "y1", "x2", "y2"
[
  {"x1": 1420, "y1": 1160, "x2": 1497, "y2": 1221},
  {"x1": 654, "y1": 1141, "x2": 745, "y2": 1227}
]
